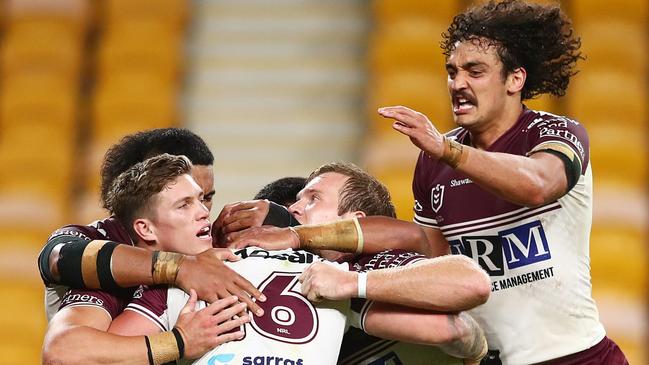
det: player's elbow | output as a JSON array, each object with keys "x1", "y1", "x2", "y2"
[
  {"x1": 456, "y1": 256, "x2": 491, "y2": 308},
  {"x1": 524, "y1": 186, "x2": 551, "y2": 207},
  {"x1": 519, "y1": 173, "x2": 557, "y2": 207},
  {"x1": 42, "y1": 329, "x2": 84, "y2": 365},
  {"x1": 408, "y1": 226, "x2": 432, "y2": 256},
  {"x1": 470, "y1": 263, "x2": 491, "y2": 306}
]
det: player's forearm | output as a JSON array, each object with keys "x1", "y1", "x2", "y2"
[
  {"x1": 43, "y1": 325, "x2": 149, "y2": 365},
  {"x1": 455, "y1": 148, "x2": 566, "y2": 207},
  {"x1": 359, "y1": 216, "x2": 433, "y2": 256},
  {"x1": 363, "y1": 303, "x2": 487, "y2": 362},
  {"x1": 39, "y1": 237, "x2": 186, "y2": 289},
  {"x1": 294, "y1": 217, "x2": 433, "y2": 257},
  {"x1": 109, "y1": 245, "x2": 157, "y2": 287},
  {"x1": 366, "y1": 255, "x2": 490, "y2": 311}
]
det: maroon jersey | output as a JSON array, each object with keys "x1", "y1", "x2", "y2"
[
  {"x1": 43, "y1": 217, "x2": 135, "y2": 320},
  {"x1": 411, "y1": 108, "x2": 613, "y2": 364}
]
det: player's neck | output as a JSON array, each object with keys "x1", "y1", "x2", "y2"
[{"x1": 469, "y1": 102, "x2": 523, "y2": 150}]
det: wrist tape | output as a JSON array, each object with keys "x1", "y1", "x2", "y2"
[
  {"x1": 441, "y1": 137, "x2": 467, "y2": 169},
  {"x1": 292, "y1": 217, "x2": 364, "y2": 254},
  {"x1": 57, "y1": 239, "x2": 120, "y2": 290},
  {"x1": 357, "y1": 272, "x2": 367, "y2": 298},
  {"x1": 152, "y1": 251, "x2": 185, "y2": 285},
  {"x1": 145, "y1": 328, "x2": 185, "y2": 365}
]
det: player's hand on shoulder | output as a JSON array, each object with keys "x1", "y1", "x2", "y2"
[
  {"x1": 299, "y1": 262, "x2": 356, "y2": 302},
  {"x1": 175, "y1": 290, "x2": 249, "y2": 359},
  {"x1": 224, "y1": 226, "x2": 299, "y2": 251},
  {"x1": 176, "y1": 249, "x2": 266, "y2": 317}
]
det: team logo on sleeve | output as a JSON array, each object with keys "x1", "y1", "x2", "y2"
[
  {"x1": 431, "y1": 184, "x2": 445, "y2": 213},
  {"x1": 414, "y1": 200, "x2": 423, "y2": 212}
]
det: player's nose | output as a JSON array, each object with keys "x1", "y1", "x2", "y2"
[{"x1": 288, "y1": 200, "x2": 303, "y2": 217}]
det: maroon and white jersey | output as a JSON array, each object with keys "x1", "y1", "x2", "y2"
[
  {"x1": 126, "y1": 247, "x2": 427, "y2": 365},
  {"x1": 413, "y1": 108, "x2": 605, "y2": 364},
  {"x1": 44, "y1": 217, "x2": 134, "y2": 321}
]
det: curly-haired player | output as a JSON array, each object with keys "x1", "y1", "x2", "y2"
[{"x1": 375, "y1": 0, "x2": 629, "y2": 364}]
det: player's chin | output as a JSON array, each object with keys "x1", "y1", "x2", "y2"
[{"x1": 189, "y1": 236, "x2": 213, "y2": 255}]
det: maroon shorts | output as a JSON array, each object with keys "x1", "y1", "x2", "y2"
[
  {"x1": 481, "y1": 336, "x2": 628, "y2": 365},
  {"x1": 538, "y1": 336, "x2": 629, "y2": 365}
]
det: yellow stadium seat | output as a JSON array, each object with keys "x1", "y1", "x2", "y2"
[
  {"x1": 578, "y1": 22, "x2": 647, "y2": 73},
  {"x1": 588, "y1": 125, "x2": 647, "y2": 187},
  {"x1": 0, "y1": 228, "x2": 53, "y2": 250},
  {"x1": 98, "y1": 21, "x2": 183, "y2": 73},
  {"x1": 0, "y1": 188, "x2": 70, "y2": 230},
  {"x1": 92, "y1": 81, "x2": 177, "y2": 141},
  {"x1": 103, "y1": 0, "x2": 188, "y2": 29},
  {"x1": 1, "y1": 21, "x2": 84, "y2": 77},
  {"x1": 369, "y1": 19, "x2": 449, "y2": 74},
  {"x1": 6, "y1": 0, "x2": 89, "y2": 22},
  {"x1": 368, "y1": 71, "x2": 454, "y2": 136},
  {"x1": 0, "y1": 281, "x2": 47, "y2": 364},
  {"x1": 568, "y1": 71, "x2": 646, "y2": 129},
  {"x1": 371, "y1": 165, "x2": 418, "y2": 221},
  {"x1": 590, "y1": 225, "x2": 647, "y2": 296},
  {"x1": 572, "y1": 0, "x2": 647, "y2": 25},
  {"x1": 373, "y1": 0, "x2": 459, "y2": 27},
  {"x1": 0, "y1": 93, "x2": 77, "y2": 133}
]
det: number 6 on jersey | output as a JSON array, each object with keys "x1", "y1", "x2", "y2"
[{"x1": 251, "y1": 272, "x2": 319, "y2": 343}]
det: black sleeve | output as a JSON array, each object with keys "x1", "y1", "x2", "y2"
[
  {"x1": 538, "y1": 149, "x2": 580, "y2": 192},
  {"x1": 262, "y1": 202, "x2": 301, "y2": 227},
  {"x1": 38, "y1": 234, "x2": 90, "y2": 286}
]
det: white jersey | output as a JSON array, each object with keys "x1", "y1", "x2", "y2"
[
  {"x1": 412, "y1": 109, "x2": 606, "y2": 364},
  {"x1": 128, "y1": 247, "x2": 356, "y2": 365}
]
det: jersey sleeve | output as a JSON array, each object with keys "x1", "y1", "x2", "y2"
[
  {"x1": 347, "y1": 250, "x2": 427, "y2": 330},
  {"x1": 59, "y1": 287, "x2": 130, "y2": 320},
  {"x1": 124, "y1": 285, "x2": 170, "y2": 331},
  {"x1": 38, "y1": 225, "x2": 93, "y2": 285},
  {"x1": 526, "y1": 114, "x2": 590, "y2": 189}
]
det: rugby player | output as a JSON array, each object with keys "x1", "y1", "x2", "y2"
[
  {"x1": 38, "y1": 128, "x2": 266, "y2": 321},
  {"x1": 42, "y1": 155, "x2": 251, "y2": 365}
]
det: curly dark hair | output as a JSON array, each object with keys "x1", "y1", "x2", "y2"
[
  {"x1": 100, "y1": 128, "x2": 213, "y2": 209},
  {"x1": 441, "y1": 0, "x2": 583, "y2": 100},
  {"x1": 255, "y1": 177, "x2": 307, "y2": 207}
]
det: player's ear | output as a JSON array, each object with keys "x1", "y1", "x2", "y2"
[
  {"x1": 133, "y1": 218, "x2": 157, "y2": 245},
  {"x1": 351, "y1": 211, "x2": 366, "y2": 219},
  {"x1": 506, "y1": 67, "x2": 526, "y2": 95}
]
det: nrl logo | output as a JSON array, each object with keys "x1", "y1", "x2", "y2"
[{"x1": 431, "y1": 184, "x2": 445, "y2": 213}]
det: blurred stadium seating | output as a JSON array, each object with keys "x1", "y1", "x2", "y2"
[{"x1": 0, "y1": 0, "x2": 645, "y2": 364}]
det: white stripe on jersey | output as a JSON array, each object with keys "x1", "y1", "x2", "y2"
[
  {"x1": 442, "y1": 203, "x2": 562, "y2": 237},
  {"x1": 124, "y1": 305, "x2": 167, "y2": 332}
]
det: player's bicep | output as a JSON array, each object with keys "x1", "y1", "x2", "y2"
[
  {"x1": 422, "y1": 226, "x2": 450, "y2": 257},
  {"x1": 50, "y1": 305, "x2": 113, "y2": 333},
  {"x1": 363, "y1": 302, "x2": 458, "y2": 345},
  {"x1": 109, "y1": 310, "x2": 161, "y2": 336},
  {"x1": 528, "y1": 150, "x2": 570, "y2": 199}
]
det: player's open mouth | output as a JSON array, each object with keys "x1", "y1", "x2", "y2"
[
  {"x1": 453, "y1": 95, "x2": 476, "y2": 114},
  {"x1": 196, "y1": 225, "x2": 211, "y2": 240}
]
